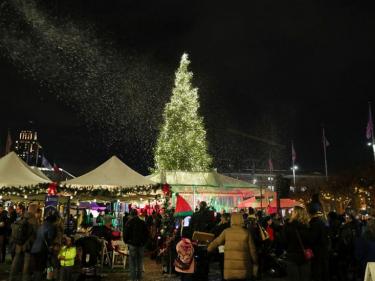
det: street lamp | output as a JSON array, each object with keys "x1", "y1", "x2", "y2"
[
  {"x1": 290, "y1": 165, "x2": 298, "y2": 186},
  {"x1": 290, "y1": 165, "x2": 298, "y2": 170}
]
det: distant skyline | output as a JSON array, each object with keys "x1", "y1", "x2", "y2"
[{"x1": 1, "y1": 0, "x2": 375, "y2": 175}]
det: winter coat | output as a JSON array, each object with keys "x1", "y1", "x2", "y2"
[
  {"x1": 123, "y1": 216, "x2": 149, "y2": 247},
  {"x1": 309, "y1": 216, "x2": 330, "y2": 281},
  {"x1": 208, "y1": 213, "x2": 258, "y2": 280},
  {"x1": 190, "y1": 208, "x2": 215, "y2": 233},
  {"x1": 58, "y1": 246, "x2": 77, "y2": 267},
  {"x1": 0, "y1": 211, "x2": 8, "y2": 236},
  {"x1": 282, "y1": 220, "x2": 311, "y2": 265},
  {"x1": 15, "y1": 212, "x2": 38, "y2": 253},
  {"x1": 355, "y1": 226, "x2": 375, "y2": 278},
  {"x1": 31, "y1": 221, "x2": 56, "y2": 254}
]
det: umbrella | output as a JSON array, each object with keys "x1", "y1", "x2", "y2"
[{"x1": 174, "y1": 194, "x2": 193, "y2": 217}]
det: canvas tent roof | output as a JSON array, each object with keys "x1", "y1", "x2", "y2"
[
  {"x1": 0, "y1": 152, "x2": 51, "y2": 187},
  {"x1": 62, "y1": 156, "x2": 155, "y2": 188},
  {"x1": 30, "y1": 166, "x2": 51, "y2": 181},
  {"x1": 147, "y1": 170, "x2": 258, "y2": 194}
]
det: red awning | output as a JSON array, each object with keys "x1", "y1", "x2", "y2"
[{"x1": 238, "y1": 197, "x2": 298, "y2": 209}]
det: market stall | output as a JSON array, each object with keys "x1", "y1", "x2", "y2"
[
  {"x1": 0, "y1": 152, "x2": 51, "y2": 193},
  {"x1": 62, "y1": 155, "x2": 160, "y2": 230},
  {"x1": 148, "y1": 170, "x2": 259, "y2": 211}
]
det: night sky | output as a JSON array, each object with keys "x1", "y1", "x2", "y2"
[{"x1": 0, "y1": 0, "x2": 375, "y2": 175}]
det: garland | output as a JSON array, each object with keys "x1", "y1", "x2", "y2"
[
  {"x1": 0, "y1": 183, "x2": 161, "y2": 198},
  {"x1": 160, "y1": 184, "x2": 174, "y2": 238}
]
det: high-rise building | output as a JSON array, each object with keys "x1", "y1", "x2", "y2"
[{"x1": 14, "y1": 130, "x2": 43, "y2": 166}]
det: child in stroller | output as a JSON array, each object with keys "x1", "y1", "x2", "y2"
[{"x1": 75, "y1": 235, "x2": 102, "y2": 281}]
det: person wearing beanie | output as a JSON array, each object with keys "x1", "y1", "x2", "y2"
[{"x1": 308, "y1": 203, "x2": 329, "y2": 281}]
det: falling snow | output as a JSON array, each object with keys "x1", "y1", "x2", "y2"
[{"x1": 0, "y1": 0, "x2": 172, "y2": 170}]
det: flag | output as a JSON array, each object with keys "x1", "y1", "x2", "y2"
[
  {"x1": 268, "y1": 158, "x2": 274, "y2": 172},
  {"x1": 174, "y1": 194, "x2": 193, "y2": 217},
  {"x1": 5, "y1": 130, "x2": 12, "y2": 155},
  {"x1": 42, "y1": 156, "x2": 53, "y2": 169},
  {"x1": 366, "y1": 108, "x2": 373, "y2": 139},
  {"x1": 53, "y1": 163, "x2": 60, "y2": 174},
  {"x1": 291, "y1": 143, "x2": 296, "y2": 162}
]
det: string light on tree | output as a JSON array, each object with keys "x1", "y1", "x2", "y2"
[{"x1": 154, "y1": 53, "x2": 212, "y2": 172}]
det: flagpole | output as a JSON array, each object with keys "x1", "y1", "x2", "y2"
[
  {"x1": 369, "y1": 102, "x2": 375, "y2": 163},
  {"x1": 322, "y1": 127, "x2": 328, "y2": 179},
  {"x1": 292, "y1": 141, "x2": 296, "y2": 186}
]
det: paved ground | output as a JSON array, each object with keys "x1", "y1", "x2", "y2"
[{"x1": 0, "y1": 255, "x2": 287, "y2": 281}]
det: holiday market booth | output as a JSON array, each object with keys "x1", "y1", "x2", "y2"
[
  {"x1": 62, "y1": 156, "x2": 160, "y2": 229},
  {"x1": 0, "y1": 152, "x2": 51, "y2": 197},
  {"x1": 148, "y1": 170, "x2": 259, "y2": 211}
]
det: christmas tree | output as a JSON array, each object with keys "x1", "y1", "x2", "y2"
[{"x1": 154, "y1": 53, "x2": 212, "y2": 172}]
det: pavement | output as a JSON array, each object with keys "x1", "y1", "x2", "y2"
[{"x1": 0, "y1": 255, "x2": 287, "y2": 281}]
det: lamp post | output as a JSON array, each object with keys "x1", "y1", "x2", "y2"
[{"x1": 291, "y1": 165, "x2": 298, "y2": 187}]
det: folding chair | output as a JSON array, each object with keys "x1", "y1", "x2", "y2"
[{"x1": 111, "y1": 240, "x2": 129, "y2": 270}]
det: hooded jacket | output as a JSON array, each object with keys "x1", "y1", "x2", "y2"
[{"x1": 208, "y1": 213, "x2": 258, "y2": 280}]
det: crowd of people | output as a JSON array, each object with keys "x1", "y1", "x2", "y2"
[
  {"x1": 161, "y1": 197, "x2": 375, "y2": 281},
  {"x1": 0, "y1": 196, "x2": 374, "y2": 281}
]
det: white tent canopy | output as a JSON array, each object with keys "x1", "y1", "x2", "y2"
[
  {"x1": 62, "y1": 156, "x2": 155, "y2": 189},
  {"x1": 147, "y1": 170, "x2": 258, "y2": 195},
  {"x1": 0, "y1": 152, "x2": 51, "y2": 187},
  {"x1": 30, "y1": 166, "x2": 51, "y2": 181},
  {"x1": 148, "y1": 170, "x2": 258, "y2": 188}
]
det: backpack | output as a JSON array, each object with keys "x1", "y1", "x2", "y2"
[
  {"x1": 174, "y1": 238, "x2": 194, "y2": 270},
  {"x1": 12, "y1": 218, "x2": 30, "y2": 245}
]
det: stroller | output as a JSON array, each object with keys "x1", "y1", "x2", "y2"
[
  {"x1": 263, "y1": 250, "x2": 287, "y2": 278},
  {"x1": 75, "y1": 236, "x2": 103, "y2": 281}
]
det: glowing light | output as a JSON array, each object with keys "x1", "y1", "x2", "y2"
[{"x1": 154, "y1": 53, "x2": 212, "y2": 172}]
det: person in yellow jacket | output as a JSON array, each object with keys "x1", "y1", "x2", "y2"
[{"x1": 58, "y1": 235, "x2": 76, "y2": 281}]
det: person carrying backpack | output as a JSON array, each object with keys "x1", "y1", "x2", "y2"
[
  {"x1": 30, "y1": 213, "x2": 58, "y2": 281},
  {"x1": 123, "y1": 209, "x2": 149, "y2": 281},
  {"x1": 9, "y1": 203, "x2": 38, "y2": 281}
]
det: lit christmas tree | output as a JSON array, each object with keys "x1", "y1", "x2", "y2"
[{"x1": 154, "y1": 53, "x2": 212, "y2": 172}]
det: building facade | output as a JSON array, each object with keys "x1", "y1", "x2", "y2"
[{"x1": 14, "y1": 130, "x2": 43, "y2": 166}]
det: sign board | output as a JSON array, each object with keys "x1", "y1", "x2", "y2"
[{"x1": 44, "y1": 195, "x2": 59, "y2": 216}]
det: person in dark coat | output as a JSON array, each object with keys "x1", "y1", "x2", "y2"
[
  {"x1": 211, "y1": 213, "x2": 231, "y2": 280},
  {"x1": 0, "y1": 205, "x2": 8, "y2": 263},
  {"x1": 339, "y1": 213, "x2": 362, "y2": 281},
  {"x1": 308, "y1": 203, "x2": 329, "y2": 281},
  {"x1": 190, "y1": 201, "x2": 215, "y2": 234},
  {"x1": 355, "y1": 218, "x2": 375, "y2": 280},
  {"x1": 283, "y1": 206, "x2": 311, "y2": 281},
  {"x1": 123, "y1": 209, "x2": 149, "y2": 281},
  {"x1": 327, "y1": 211, "x2": 342, "y2": 281},
  {"x1": 91, "y1": 215, "x2": 114, "y2": 251},
  {"x1": 30, "y1": 213, "x2": 57, "y2": 281}
]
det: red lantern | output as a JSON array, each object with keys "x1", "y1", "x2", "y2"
[
  {"x1": 47, "y1": 182, "x2": 58, "y2": 196},
  {"x1": 162, "y1": 184, "x2": 171, "y2": 196}
]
